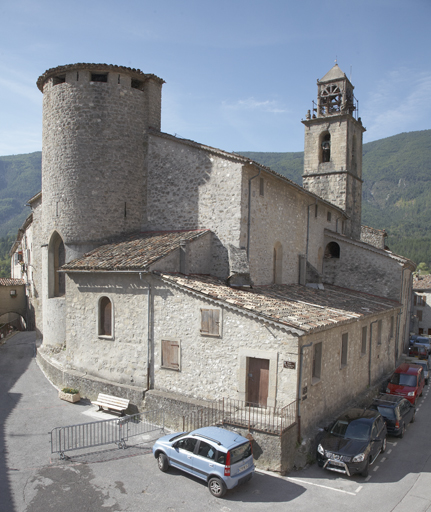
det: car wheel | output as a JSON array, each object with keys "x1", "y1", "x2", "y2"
[
  {"x1": 382, "y1": 437, "x2": 387, "y2": 452},
  {"x1": 361, "y1": 460, "x2": 369, "y2": 478},
  {"x1": 411, "y1": 410, "x2": 416, "y2": 423},
  {"x1": 399, "y1": 424, "x2": 405, "y2": 439},
  {"x1": 157, "y1": 453, "x2": 169, "y2": 472},
  {"x1": 208, "y1": 477, "x2": 227, "y2": 498}
]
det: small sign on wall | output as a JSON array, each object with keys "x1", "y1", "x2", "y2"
[{"x1": 283, "y1": 361, "x2": 296, "y2": 369}]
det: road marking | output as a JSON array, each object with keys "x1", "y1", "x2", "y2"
[
  {"x1": 365, "y1": 475, "x2": 371, "y2": 482},
  {"x1": 287, "y1": 477, "x2": 357, "y2": 495},
  {"x1": 380, "y1": 457, "x2": 386, "y2": 462},
  {"x1": 387, "y1": 449, "x2": 392, "y2": 454},
  {"x1": 355, "y1": 486, "x2": 363, "y2": 493},
  {"x1": 373, "y1": 465, "x2": 379, "y2": 472}
]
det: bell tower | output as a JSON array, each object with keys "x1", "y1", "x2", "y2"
[{"x1": 302, "y1": 63, "x2": 366, "y2": 240}]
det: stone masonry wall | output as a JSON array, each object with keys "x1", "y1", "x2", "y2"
[
  {"x1": 145, "y1": 134, "x2": 243, "y2": 278},
  {"x1": 41, "y1": 68, "x2": 161, "y2": 245},
  {"x1": 246, "y1": 167, "x2": 345, "y2": 285},
  {"x1": 299, "y1": 310, "x2": 398, "y2": 434}
]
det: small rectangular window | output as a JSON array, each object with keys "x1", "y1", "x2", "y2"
[
  {"x1": 161, "y1": 340, "x2": 180, "y2": 370},
  {"x1": 53, "y1": 75, "x2": 66, "y2": 86},
  {"x1": 259, "y1": 177, "x2": 264, "y2": 196},
  {"x1": 377, "y1": 319, "x2": 382, "y2": 345},
  {"x1": 361, "y1": 326, "x2": 367, "y2": 355},
  {"x1": 417, "y1": 310, "x2": 423, "y2": 322},
  {"x1": 91, "y1": 73, "x2": 108, "y2": 83},
  {"x1": 312, "y1": 342, "x2": 322, "y2": 382},
  {"x1": 327, "y1": 211, "x2": 332, "y2": 222},
  {"x1": 131, "y1": 79, "x2": 144, "y2": 90},
  {"x1": 341, "y1": 333, "x2": 348, "y2": 367},
  {"x1": 200, "y1": 309, "x2": 221, "y2": 337}
]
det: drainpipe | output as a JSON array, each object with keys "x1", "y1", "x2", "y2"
[
  {"x1": 247, "y1": 168, "x2": 261, "y2": 260},
  {"x1": 368, "y1": 320, "x2": 378, "y2": 387},
  {"x1": 297, "y1": 341, "x2": 313, "y2": 443},
  {"x1": 140, "y1": 272, "x2": 153, "y2": 391}
]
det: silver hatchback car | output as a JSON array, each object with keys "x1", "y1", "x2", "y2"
[{"x1": 152, "y1": 426, "x2": 254, "y2": 497}]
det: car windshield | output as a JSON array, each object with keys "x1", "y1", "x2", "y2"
[
  {"x1": 376, "y1": 406, "x2": 396, "y2": 419},
  {"x1": 390, "y1": 373, "x2": 417, "y2": 387},
  {"x1": 330, "y1": 419, "x2": 371, "y2": 440}
]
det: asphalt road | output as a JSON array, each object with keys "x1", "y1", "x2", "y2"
[{"x1": 2, "y1": 331, "x2": 431, "y2": 512}]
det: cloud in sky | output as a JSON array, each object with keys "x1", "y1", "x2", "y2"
[
  {"x1": 222, "y1": 98, "x2": 289, "y2": 114},
  {"x1": 363, "y1": 68, "x2": 431, "y2": 142}
]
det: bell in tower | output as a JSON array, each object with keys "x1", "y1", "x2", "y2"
[{"x1": 302, "y1": 63, "x2": 366, "y2": 240}]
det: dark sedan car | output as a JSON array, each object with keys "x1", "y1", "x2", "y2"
[
  {"x1": 368, "y1": 394, "x2": 415, "y2": 437},
  {"x1": 317, "y1": 408, "x2": 387, "y2": 477}
]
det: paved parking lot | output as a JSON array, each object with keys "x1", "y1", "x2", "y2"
[{"x1": 2, "y1": 332, "x2": 431, "y2": 512}]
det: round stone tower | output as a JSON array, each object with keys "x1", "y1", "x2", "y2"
[
  {"x1": 37, "y1": 63, "x2": 164, "y2": 252},
  {"x1": 37, "y1": 63, "x2": 164, "y2": 348}
]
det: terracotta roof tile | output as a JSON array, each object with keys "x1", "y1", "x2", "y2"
[
  {"x1": 413, "y1": 274, "x2": 431, "y2": 290},
  {"x1": 62, "y1": 230, "x2": 209, "y2": 271},
  {"x1": 0, "y1": 278, "x2": 25, "y2": 286},
  {"x1": 158, "y1": 273, "x2": 400, "y2": 334}
]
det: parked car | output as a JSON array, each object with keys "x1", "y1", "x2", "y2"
[
  {"x1": 411, "y1": 336, "x2": 431, "y2": 355},
  {"x1": 152, "y1": 426, "x2": 254, "y2": 497},
  {"x1": 368, "y1": 394, "x2": 415, "y2": 438},
  {"x1": 317, "y1": 408, "x2": 387, "y2": 477},
  {"x1": 386, "y1": 363, "x2": 425, "y2": 404},
  {"x1": 403, "y1": 356, "x2": 430, "y2": 385},
  {"x1": 409, "y1": 343, "x2": 429, "y2": 359}
]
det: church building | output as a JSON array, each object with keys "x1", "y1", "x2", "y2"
[{"x1": 12, "y1": 63, "x2": 414, "y2": 472}]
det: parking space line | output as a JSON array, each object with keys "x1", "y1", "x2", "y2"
[
  {"x1": 373, "y1": 465, "x2": 379, "y2": 472},
  {"x1": 387, "y1": 449, "x2": 392, "y2": 454},
  {"x1": 380, "y1": 457, "x2": 386, "y2": 462},
  {"x1": 355, "y1": 486, "x2": 363, "y2": 493},
  {"x1": 365, "y1": 475, "x2": 371, "y2": 482},
  {"x1": 287, "y1": 477, "x2": 357, "y2": 496}
]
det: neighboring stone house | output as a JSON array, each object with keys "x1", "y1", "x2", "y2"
[
  {"x1": 412, "y1": 274, "x2": 431, "y2": 335},
  {"x1": 12, "y1": 62, "x2": 415, "y2": 473}
]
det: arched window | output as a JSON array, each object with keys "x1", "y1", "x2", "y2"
[
  {"x1": 99, "y1": 296, "x2": 112, "y2": 337},
  {"x1": 48, "y1": 231, "x2": 66, "y2": 298},
  {"x1": 273, "y1": 242, "x2": 283, "y2": 284},
  {"x1": 324, "y1": 242, "x2": 340, "y2": 259},
  {"x1": 320, "y1": 132, "x2": 331, "y2": 163}
]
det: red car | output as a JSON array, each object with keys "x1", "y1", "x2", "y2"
[{"x1": 386, "y1": 364, "x2": 425, "y2": 405}]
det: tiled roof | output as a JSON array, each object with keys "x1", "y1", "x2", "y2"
[
  {"x1": 413, "y1": 274, "x2": 431, "y2": 290},
  {"x1": 158, "y1": 273, "x2": 400, "y2": 334},
  {"x1": 0, "y1": 278, "x2": 25, "y2": 286},
  {"x1": 62, "y1": 230, "x2": 210, "y2": 271}
]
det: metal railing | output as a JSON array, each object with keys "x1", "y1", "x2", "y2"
[
  {"x1": 50, "y1": 410, "x2": 164, "y2": 459},
  {"x1": 182, "y1": 398, "x2": 297, "y2": 436}
]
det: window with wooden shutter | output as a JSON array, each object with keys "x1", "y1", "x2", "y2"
[
  {"x1": 161, "y1": 340, "x2": 180, "y2": 370},
  {"x1": 200, "y1": 309, "x2": 221, "y2": 337}
]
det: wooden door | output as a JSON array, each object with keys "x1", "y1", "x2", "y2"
[{"x1": 247, "y1": 358, "x2": 269, "y2": 407}]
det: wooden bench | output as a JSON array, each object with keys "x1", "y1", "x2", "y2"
[{"x1": 91, "y1": 393, "x2": 130, "y2": 416}]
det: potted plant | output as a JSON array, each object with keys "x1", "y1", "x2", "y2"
[{"x1": 59, "y1": 387, "x2": 81, "y2": 403}]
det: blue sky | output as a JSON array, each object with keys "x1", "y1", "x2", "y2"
[{"x1": 0, "y1": 0, "x2": 430, "y2": 156}]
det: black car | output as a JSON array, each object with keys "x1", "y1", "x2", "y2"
[
  {"x1": 317, "y1": 408, "x2": 387, "y2": 477},
  {"x1": 368, "y1": 394, "x2": 415, "y2": 438}
]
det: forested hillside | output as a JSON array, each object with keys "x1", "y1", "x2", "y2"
[{"x1": 1, "y1": 129, "x2": 430, "y2": 276}]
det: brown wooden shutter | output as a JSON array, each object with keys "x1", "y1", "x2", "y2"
[
  {"x1": 162, "y1": 340, "x2": 179, "y2": 370},
  {"x1": 201, "y1": 309, "x2": 220, "y2": 336}
]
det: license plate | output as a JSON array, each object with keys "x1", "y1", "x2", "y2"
[
  {"x1": 238, "y1": 462, "x2": 249, "y2": 472},
  {"x1": 330, "y1": 460, "x2": 344, "y2": 467}
]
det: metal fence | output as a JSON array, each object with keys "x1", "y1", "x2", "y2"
[
  {"x1": 50, "y1": 409, "x2": 164, "y2": 459},
  {"x1": 182, "y1": 398, "x2": 297, "y2": 436}
]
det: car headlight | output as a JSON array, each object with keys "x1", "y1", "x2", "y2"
[
  {"x1": 317, "y1": 444, "x2": 325, "y2": 456},
  {"x1": 352, "y1": 453, "x2": 366, "y2": 463},
  {"x1": 408, "y1": 391, "x2": 415, "y2": 396}
]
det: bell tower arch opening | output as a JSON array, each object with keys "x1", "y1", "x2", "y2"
[{"x1": 48, "y1": 231, "x2": 65, "y2": 298}]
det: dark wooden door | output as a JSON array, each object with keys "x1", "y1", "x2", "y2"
[{"x1": 247, "y1": 358, "x2": 269, "y2": 407}]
